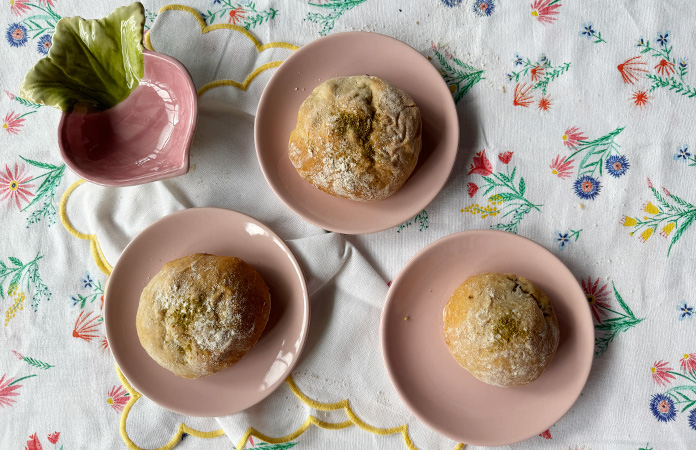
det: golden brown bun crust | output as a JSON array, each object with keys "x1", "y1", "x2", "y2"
[
  {"x1": 136, "y1": 253, "x2": 271, "y2": 379},
  {"x1": 288, "y1": 75, "x2": 422, "y2": 201},
  {"x1": 443, "y1": 273, "x2": 559, "y2": 387}
]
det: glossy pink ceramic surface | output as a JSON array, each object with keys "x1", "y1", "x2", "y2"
[
  {"x1": 255, "y1": 32, "x2": 458, "y2": 234},
  {"x1": 381, "y1": 230, "x2": 594, "y2": 446},
  {"x1": 104, "y1": 208, "x2": 309, "y2": 417},
  {"x1": 58, "y1": 49, "x2": 197, "y2": 186}
]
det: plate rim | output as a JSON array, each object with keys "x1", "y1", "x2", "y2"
[
  {"x1": 254, "y1": 30, "x2": 459, "y2": 234},
  {"x1": 104, "y1": 206, "x2": 310, "y2": 416},
  {"x1": 380, "y1": 229, "x2": 594, "y2": 446}
]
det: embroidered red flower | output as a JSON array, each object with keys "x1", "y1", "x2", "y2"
[
  {"x1": 530, "y1": 65, "x2": 545, "y2": 82},
  {"x1": 513, "y1": 83, "x2": 534, "y2": 107},
  {"x1": 562, "y1": 127, "x2": 587, "y2": 149},
  {"x1": 228, "y1": 6, "x2": 246, "y2": 25},
  {"x1": 2, "y1": 111, "x2": 27, "y2": 135},
  {"x1": 654, "y1": 58, "x2": 676, "y2": 77},
  {"x1": 100, "y1": 336, "x2": 109, "y2": 352},
  {"x1": 581, "y1": 277, "x2": 611, "y2": 323},
  {"x1": 10, "y1": 0, "x2": 31, "y2": 16},
  {"x1": 537, "y1": 95, "x2": 552, "y2": 111},
  {"x1": 549, "y1": 155, "x2": 574, "y2": 179},
  {"x1": 538, "y1": 428, "x2": 552, "y2": 439},
  {"x1": 25, "y1": 433, "x2": 43, "y2": 450},
  {"x1": 530, "y1": 0, "x2": 561, "y2": 25},
  {"x1": 468, "y1": 150, "x2": 493, "y2": 176},
  {"x1": 467, "y1": 182, "x2": 479, "y2": 197},
  {"x1": 72, "y1": 311, "x2": 101, "y2": 342},
  {"x1": 107, "y1": 385, "x2": 130, "y2": 413},
  {"x1": 650, "y1": 360, "x2": 676, "y2": 386},
  {"x1": 617, "y1": 56, "x2": 648, "y2": 84},
  {"x1": 0, "y1": 374, "x2": 27, "y2": 407},
  {"x1": 632, "y1": 90, "x2": 649, "y2": 107},
  {"x1": 47, "y1": 432, "x2": 60, "y2": 445},
  {"x1": 1, "y1": 163, "x2": 35, "y2": 210},
  {"x1": 498, "y1": 151, "x2": 514, "y2": 164},
  {"x1": 680, "y1": 353, "x2": 696, "y2": 374}
]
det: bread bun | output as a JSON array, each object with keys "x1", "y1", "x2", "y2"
[
  {"x1": 289, "y1": 75, "x2": 422, "y2": 201},
  {"x1": 443, "y1": 273, "x2": 559, "y2": 387},
  {"x1": 136, "y1": 253, "x2": 271, "y2": 379}
]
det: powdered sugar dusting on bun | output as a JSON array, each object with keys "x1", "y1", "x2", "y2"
[
  {"x1": 443, "y1": 272, "x2": 559, "y2": 387},
  {"x1": 288, "y1": 75, "x2": 422, "y2": 201}
]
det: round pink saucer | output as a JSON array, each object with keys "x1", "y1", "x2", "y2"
[
  {"x1": 381, "y1": 230, "x2": 594, "y2": 446},
  {"x1": 104, "y1": 208, "x2": 309, "y2": 417},
  {"x1": 255, "y1": 31, "x2": 458, "y2": 234}
]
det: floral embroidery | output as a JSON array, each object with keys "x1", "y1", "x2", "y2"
[
  {"x1": 25, "y1": 433, "x2": 43, "y2": 450},
  {"x1": 5, "y1": 1, "x2": 61, "y2": 49},
  {"x1": 467, "y1": 182, "x2": 478, "y2": 197},
  {"x1": 472, "y1": 0, "x2": 495, "y2": 17},
  {"x1": 12, "y1": 350, "x2": 55, "y2": 370},
  {"x1": 1, "y1": 253, "x2": 51, "y2": 325},
  {"x1": 0, "y1": 373, "x2": 36, "y2": 407},
  {"x1": 538, "y1": 429, "x2": 551, "y2": 439},
  {"x1": 648, "y1": 354, "x2": 696, "y2": 429},
  {"x1": 579, "y1": 22, "x2": 606, "y2": 43},
  {"x1": 3, "y1": 111, "x2": 36, "y2": 134},
  {"x1": 47, "y1": 432, "x2": 60, "y2": 445},
  {"x1": 551, "y1": 126, "x2": 627, "y2": 200},
  {"x1": 582, "y1": 279, "x2": 643, "y2": 357},
  {"x1": 507, "y1": 54, "x2": 570, "y2": 108},
  {"x1": 554, "y1": 228, "x2": 581, "y2": 251},
  {"x1": 202, "y1": 1, "x2": 278, "y2": 29},
  {"x1": 1, "y1": 163, "x2": 34, "y2": 209},
  {"x1": 673, "y1": 145, "x2": 696, "y2": 166},
  {"x1": 678, "y1": 302, "x2": 694, "y2": 320},
  {"x1": 622, "y1": 180, "x2": 696, "y2": 255},
  {"x1": 431, "y1": 43, "x2": 485, "y2": 104},
  {"x1": 107, "y1": 385, "x2": 130, "y2": 413},
  {"x1": 307, "y1": 0, "x2": 368, "y2": 36},
  {"x1": 144, "y1": 8, "x2": 158, "y2": 30},
  {"x1": 617, "y1": 56, "x2": 648, "y2": 85},
  {"x1": 5, "y1": 90, "x2": 43, "y2": 109},
  {"x1": 36, "y1": 33, "x2": 51, "y2": 55},
  {"x1": 6, "y1": 23, "x2": 28, "y2": 47},
  {"x1": 530, "y1": 0, "x2": 561, "y2": 25},
  {"x1": 498, "y1": 151, "x2": 513, "y2": 164},
  {"x1": 70, "y1": 272, "x2": 104, "y2": 309},
  {"x1": 651, "y1": 361, "x2": 677, "y2": 387},
  {"x1": 72, "y1": 311, "x2": 102, "y2": 342},
  {"x1": 633, "y1": 32, "x2": 696, "y2": 99},
  {"x1": 396, "y1": 210, "x2": 429, "y2": 232},
  {"x1": 632, "y1": 89, "x2": 649, "y2": 107},
  {"x1": 17, "y1": 157, "x2": 66, "y2": 228},
  {"x1": 440, "y1": 0, "x2": 463, "y2": 6},
  {"x1": 462, "y1": 151, "x2": 542, "y2": 233}
]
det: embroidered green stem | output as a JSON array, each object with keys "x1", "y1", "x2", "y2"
[
  {"x1": 433, "y1": 47, "x2": 485, "y2": 104},
  {"x1": 566, "y1": 126, "x2": 624, "y2": 179},
  {"x1": 7, "y1": 374, "x2": 37, "y2": 386},
  {"x1": 307, "y1": 0, "x2": 367, "y2": 36},
  {"x1": 593, "y1": 283, "x2": 644, "y2": 358},
  {"x1": 533, "y1": 62, "x2": 571, "y2": 94},
  {"x1": 19, "y1": 156, "x2": 65, "y2": 228}
]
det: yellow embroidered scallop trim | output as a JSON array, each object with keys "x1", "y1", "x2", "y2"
[
  {"x1": 143, "y1": 4, "x2": 298, "y2": 97},
  {"x1": 59, "y1": 180, "x2": 112, "y2": 276}
]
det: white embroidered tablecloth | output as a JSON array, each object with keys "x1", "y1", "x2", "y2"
[{"x1": 1, "y1": 1, "x2": 696, "y2": 449}]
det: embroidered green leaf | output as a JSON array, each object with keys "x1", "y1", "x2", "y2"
[
  {"x1": 20, "y1": 2, "x2": 145, "y2": 111},
  {"x1": 518, "y1": 177, "x2": 526, "y2": 196},
  {"x1": 9, "y1": 257, "x2": 22, "y2": 267},
  {"x1": 22, "y1": 356, "x2": 54, "y2": 370}
]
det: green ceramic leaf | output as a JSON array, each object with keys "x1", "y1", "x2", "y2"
[{"x1": 19, "y1": 2, "x2": 145, "y2": 111}]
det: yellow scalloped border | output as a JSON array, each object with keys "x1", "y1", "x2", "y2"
[{"x1": 143, "y1": 4, "x2": 298, "y2": 97}]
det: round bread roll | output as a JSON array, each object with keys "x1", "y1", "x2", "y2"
[
  {"x1": 443, "y1": 273, "x2": 559, "y2": 387},
  {"x1": 288, "y1": 75, "x2": 422, "y2": 201},
  {"x1": 136, "y1": 253, "x2": 271, "y2": 379}
]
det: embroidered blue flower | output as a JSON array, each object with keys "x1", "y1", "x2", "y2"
[
  {"x1": 573, "y1": 175, "x2": 601, "y2": 200},
  {"x1": 674, "y1": 145, "x2": 692, "y2": 161},
  {"x1": 679, "y1": 59, "x2": 688, "y2": 70},
  {"x1": 513, "y1": 53, "x2": 523, "y2": 66},
  {"x1": 506, "y1": 73, "x2": 514, "y2": 81},
  {"x1": 555, "y1": 232, "x2": 571, "y2": 250},
  {"x1": 441, "y1": 0, "x2": 463, "y2": 7},
  {"x1": 538, "y1": 54, "x2": 548, "y2": 64},
  {"x1": 6, "y1": 23, "x2": 28, "y2": 48},
  {"x1": 36, "y1": 34, "x2": 52, "y2": 55},
  {"x1": 657, "y1": 31, "x2": 670, "y2": 47},
  {"x1": 689, "y1": 408, "x2": 696, "y2": 431},
  {"x1": 650, "y1": 393, "x2": 677, "y2": 422},
  {"x1": 678, "y1": 302, "x2": 694, "y2": 320},
  {"x1": 580, "y1": 22, "x2": 596, "y2": 39},
  {"x1": 82, "y1": 273, "x2": 94, "y2": 289},
  {"x1": 605, "y1": 155, "x2": 629, "y2": 178},
  {"x1": 636, "y1": 37, "x2": 646, "y2": 48},
  {"x1": 472, "y1": 0, "x2": 495, "y2": 16}
]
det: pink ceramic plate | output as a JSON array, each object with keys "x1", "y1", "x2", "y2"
[
  {"x1": 255, "y1": 32, "x2": 458, "y2": 234},
  {"x1": 381, "y1": 230, "x2": 594, "y2": 446},
  {"x1": 58, "y1": 49, "x2": 198, "y2": 187},
  {"x1": 104, "y1": 208, "x2": 309, "y2": 417}
]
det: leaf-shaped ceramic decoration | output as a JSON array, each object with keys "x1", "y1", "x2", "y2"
[{"x1": 19, "y1": 2, "x2": 145, "y2": 111}]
